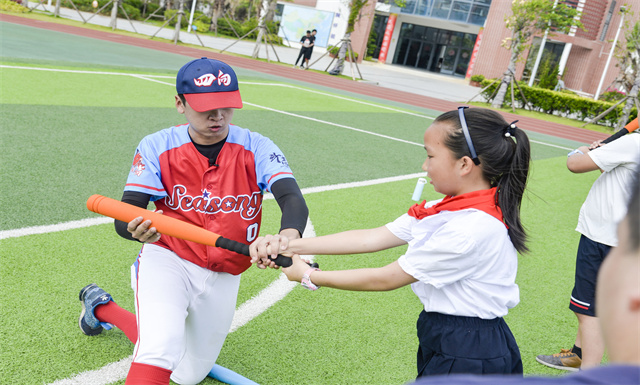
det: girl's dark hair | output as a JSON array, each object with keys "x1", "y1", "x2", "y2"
[{"x1": 434, "y1": 108, "x2": 531, "y2": 253}]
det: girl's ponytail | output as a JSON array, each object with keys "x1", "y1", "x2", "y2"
[
  {"x1": 435, "y1": 108, "x2": 531, "y2": 253},
  {"x1": 497, "y1": 125, "x2": 530, "y2": 253}
]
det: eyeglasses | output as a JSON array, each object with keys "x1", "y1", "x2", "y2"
[{"x1": 458, "y1": 106, "x2": 480, "y2": 165}]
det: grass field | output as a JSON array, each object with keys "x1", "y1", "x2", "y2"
[{"x1": 0, "y1": 18, "x2": 603, "y2": 385}]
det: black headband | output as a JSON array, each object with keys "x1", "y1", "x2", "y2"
[{"x1": 458, "y1": 106, "x2": 480, "y2": 165}]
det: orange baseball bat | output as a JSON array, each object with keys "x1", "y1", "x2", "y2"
[
  {"x1": 601, "y1": 117, "x2": 639, "y2": 145},
  {"x1": 86, "y1": 194, "x2": 295, "y2": 267}
]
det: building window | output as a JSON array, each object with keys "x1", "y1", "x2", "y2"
[
  {"x1": 431, "y1": 0, "x2": 452, "y2": 19},
  {"x1": 450, "y1": 1, "x2": 471, "y2": 22},
  {"x1": 522, "y1": 37, "x2": 566, "y2": 84},
  {"x1": 468, "y1": 4, "x2": 489, "y2": 25},
  {"x1": 413, "y1": 0, "x2": 428, "y2": 16},
  {"x1": 401, "y1": 0, "x2": 491, "y2": 26}
]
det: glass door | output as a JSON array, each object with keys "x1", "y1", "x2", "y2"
[
  {"x1": 405, "y1": 40, "x2": 422, "y2": 67},
  {"x1": 440, "y1": 46, "x2": 458, "y2": 74},
  {"x1": 417, "y1": 43, "x2": 434, "y2": 70}
]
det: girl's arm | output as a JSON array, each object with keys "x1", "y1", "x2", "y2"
[
  {"x1": 289, "y1": 226, "x2": 406, "y2": 255},
  {"x1": 250, "y1": 226, "x2": 406, "y2": 267},
  {"x1": 284, "y1": 255, "x2": 417, "y2": 291}
]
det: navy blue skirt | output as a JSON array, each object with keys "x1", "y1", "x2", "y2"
[{"x1": 416, "y1": 311, "x2": 523, "y2": 378}]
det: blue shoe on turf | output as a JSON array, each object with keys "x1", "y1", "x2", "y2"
[{"x1": 78, "y1": 283, "x2": 113, "y2": 336}]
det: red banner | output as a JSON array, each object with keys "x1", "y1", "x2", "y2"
[
  {"x1": 378, "y1": 13, "x2": 397, "y2": 63},
  {"x1": 465, "y1": 28, "x2": 483, "y2": 79}
]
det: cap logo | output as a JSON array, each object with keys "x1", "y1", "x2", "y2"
[
  {"x1": 193, "y1": 73, "x2": 216, "y2": 87},
  {"x1": 217, "y1": 70, "x2": 231, "y2": 86},
  {"x1": 193, "y1": 70, "x2": 233, "y2": 88}
]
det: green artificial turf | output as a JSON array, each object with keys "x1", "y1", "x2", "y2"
[{"x1": 0, "y1": 28, "x2": 606, "y2": 384}]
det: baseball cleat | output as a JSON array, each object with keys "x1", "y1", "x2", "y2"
[{"x1": 78, "y1": 283, "x2": 113, "y2": 336}]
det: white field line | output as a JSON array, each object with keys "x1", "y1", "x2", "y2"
[
  {"x1": 49, "y1": 356, "x2": 133, "y2": 385},
  {"x1": 0, "y1": 217, "x2": 112, "y2": 240},
  {"x1": 1, "y1": 174, "x2": 425, "y2": 240},
  {"x1": 0, "y1": 65, "x2": 160, "y2": 76},
  {"x1": 47, "y1": 219, "x2": 317, "y2": 385},
  {"x1": 298, "y1": 172, "x2": 426, "y2": 194},
  {"x1": 240, "y1": 82, "x2": 433, "y2": 119},
  {"x1": 105, "y1": 77, "x2": 425, "y2": 146},
  {"x1": 1, "y1": 65, "x2": 423, "y2": 147},
  {"x1": 0, "y1": 65, "x2": 431, "y2": 118},
  {"x1": 133, "y1": 74, "x2": 432, "y2": 118},
  {"x1": 229, "y1": 217, "x2": 316, "y2": 333},
  {"x1": 530, "y1": 140, "x2": 572, "y2": 151},
  {"x1": 243, "y1": 101, "x2": 423, "y2": 146},
  {"x1": 2, "y1": 65, "x2": 573, "y2": 151}
]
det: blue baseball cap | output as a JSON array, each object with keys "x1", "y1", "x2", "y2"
[{"x1": 176, "y1": 57, "x2": 243, "y2": 112}]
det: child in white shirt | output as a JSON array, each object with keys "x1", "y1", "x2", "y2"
[{"x1": 251, "y1": 107, "x2": 531, "y2": 378}]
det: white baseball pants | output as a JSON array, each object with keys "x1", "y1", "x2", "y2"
[{"x1": 130, "y1": 244, "x2": 240, "y2": 385}]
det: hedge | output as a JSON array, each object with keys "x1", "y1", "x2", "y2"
[
  {"x1": 164, "y1": 10, "x2": 211, "y2": 28},
  {"x1": 216, "y1": 17, "x2": 242, "y2": 36},
  {"x1": 1, "y1": 0, "x2": 28, "y2": 12},
  {"x1": 163, "y1": 14, "x2": 281, "y2": 44},
  {"x1": 60, "y1": 0, "x2": 146, "y2": 19},
  {"x1": 480, "y1": 79, "x2": 638, "y2": 127}
]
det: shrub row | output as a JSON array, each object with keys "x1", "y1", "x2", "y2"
[
  {"x1": 163, "y1": 10, "x2": 281, "y2": 43},
  {"x1": 1, "y1": 0, "x2": 28, "y2": 12},
  {"x1": 480, "y1": 79, "x2": 638, "y2": 127},
  {"x1": 61, "y1": 0, "x2": 144, "y2": 19},
  {"x1": 54, "y1": 0, "x2": 281, "y2": 43}
]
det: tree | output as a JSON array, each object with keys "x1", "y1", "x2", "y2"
[
  {"x1": 491, "y1": 0, "x2": 582, "y2": 109},
  {"x1": 208, "y1": 0, "x2": 225, "y2": 33},
  {"x1": 252, "y1": 0, "x2": 277, "y2": 59},
  {"x1": 329, "y1": 0, "x2": 369, "y2": 75},
  {"x1": 536, "y1": 52, "x2": 560, "y2": 89}
]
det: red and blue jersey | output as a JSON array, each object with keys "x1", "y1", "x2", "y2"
[{"x1": 124, "y1": 123, "x2": 295, "y2": 275}]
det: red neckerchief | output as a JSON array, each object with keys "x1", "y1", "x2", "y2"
[{"x1": 407, "y1": 187, "x2": 507, "y2": 228}]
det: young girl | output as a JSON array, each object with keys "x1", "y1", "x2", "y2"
[{"x1": 251, "y1": 107, "x2": 531, "y2": 378}]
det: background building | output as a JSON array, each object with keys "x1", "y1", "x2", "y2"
[
  {"x1": 281, "y1": 0, "x2": 639, "y2": 98},
  {"x1": 373, "y1": 0, "x2": 486, "y2": 77},
  {"x1": 471, "y1": 0, "x2": 638, "y2": 97}
]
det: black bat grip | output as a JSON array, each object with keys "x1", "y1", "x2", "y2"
[
  {"x1": 601, "y1": 128, "x2": 629, "y2": 145},
  {"x1": 214, "y1": 237, "x2": 318, "y2": 268},
  {"x1": 215, "y1": 236, "x2": 251, "y2": 256}
]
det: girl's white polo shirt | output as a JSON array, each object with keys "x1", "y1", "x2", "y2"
[{"x1": 387, "y1": 205, "x2": 519, "y2": 319}]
